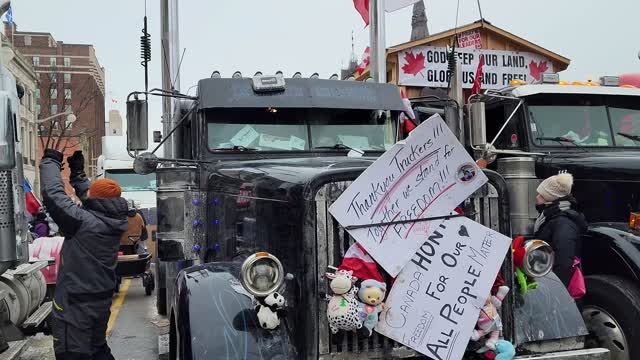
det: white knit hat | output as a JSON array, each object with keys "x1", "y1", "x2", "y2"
[{"x1": 537, "y1": 172, "x2": 574, "y2": 202}]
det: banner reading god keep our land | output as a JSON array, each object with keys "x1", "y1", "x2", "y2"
[
  {"x1": 376, "y1": 216, "x2": 511, "y2": 360},
  {"x1": 328, "y1": 115, "x2": 487, "y2": 276},
  {"x1": 398, "y1": 45, "x2": 554, "y2": 89}
]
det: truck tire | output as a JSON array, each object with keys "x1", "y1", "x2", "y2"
[{"x1": 582, "y1": 275, "x2": 640, "y2": 360}]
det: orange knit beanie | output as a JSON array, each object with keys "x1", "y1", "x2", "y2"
[{"x1": 89, "y1": 179, "x2": 122, "y2": 199}]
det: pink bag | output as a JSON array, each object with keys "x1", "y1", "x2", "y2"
[{"x1": 568, "y1": 257, "x2": 586, "y2": 300}]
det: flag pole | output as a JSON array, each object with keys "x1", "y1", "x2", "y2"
[{"x1": 369, "y1": 0, "x2": 386, "y2": 83}]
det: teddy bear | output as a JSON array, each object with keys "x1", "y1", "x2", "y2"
[
  {"x1": 357, "y1": 279, "x2": 387, "y2": 336},
  {"x1": 471, "y1": 285, "x2": 509, "y2": 351},
  {"x1": 325, "y1": 269, "x2": 362, "y2": 334},
  {"x1": 255, "y1": 292, "x2": 286, "y2": 330}
]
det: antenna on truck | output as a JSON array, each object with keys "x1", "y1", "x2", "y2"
[{"x1": 140, "y1": 0, "x2": 151, "y2": 99}]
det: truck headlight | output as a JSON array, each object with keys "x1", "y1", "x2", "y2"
[
  {"x1": 240, "y1": 252, "x2": 284, "y2": 297},
  {"x1": 522, "y1": 240, "x2": 554, "y2": 278}
]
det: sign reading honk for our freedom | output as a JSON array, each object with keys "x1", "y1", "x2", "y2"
[{"x1": 329, "y1": 114, "x2": 487, "y2": 277}]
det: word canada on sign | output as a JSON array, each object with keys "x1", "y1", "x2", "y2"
[
  {"x1": 398, "y1": 45, "x2": 554, "y2": 90},
  {"x1": 376, "y1": 216, "x2": 511, "y2": 360},
  {"x1": 329, "y1": 114, "x2": 487, "y2": 277}
]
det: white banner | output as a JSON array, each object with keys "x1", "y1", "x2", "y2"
[
  {"x1": 376, "y1": 216, "x2": 511, "y2": 360},
  {"x1": 398, "y1": 45, "x2": 554, "y2": 90},
  {"x1": 328, "y1": 115, "x2": 487, "y2": 277},
  {"x1": 386, "y1": 0, "x2": 422, "y2": 12}
]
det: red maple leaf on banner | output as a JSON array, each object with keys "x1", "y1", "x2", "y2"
[
  {"x1": 401, "y1": 51, "x2": 426, "y2": 76},
  {"x1": 529, "y1": 60, "x2": 549, "y2": 81}
]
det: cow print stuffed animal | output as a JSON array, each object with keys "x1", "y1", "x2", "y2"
[
  {"x1": 325, "y1": 269, "x2": 362, "y2": 334},
  {"x1": 255, "y1": 292, "x2": 286, "y2": 330}
]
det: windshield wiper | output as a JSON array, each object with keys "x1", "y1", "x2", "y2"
[
  {"x1": 314, "y1": 144, "x2": 366, "y2": 155},
  {"x1": 536, "y1": 136, "x2": 590, "y2": 152},
  {"x1": 617, "y1": 132, "x2": 640, "y2": 142},
  {"x1": 212, "y1": 145, "x2": 258, "y2": 152},
  {"x1": 314, "y1": 144, "x2": 355, "y2": 151}
]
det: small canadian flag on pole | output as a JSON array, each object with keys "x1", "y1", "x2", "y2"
[
  {"x1": 111, "y1": 98, "x2": 118, "y2": 104},
  {"x1": 353, "y1": 0, "x2": 422, "y2": 25},
  {"x1": 356, "y1": 47, "x2": 370, "y2": 75},
  {"x1": 400, "y1": 89, "x2": 417, "y2": 134}
]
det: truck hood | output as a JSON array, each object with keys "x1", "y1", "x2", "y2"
[
  {"x1": 208, "y1": 157, "x2": 375, "y2": 200},
  {"x1": 540, "y1": 151, "x2": 640, "y2": 181}
]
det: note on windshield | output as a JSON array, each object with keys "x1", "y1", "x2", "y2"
[
  {"x1": 259, "y1": 134, "x2": 292, "y2": 150},
  {"x1": 230, "y1": 125, "x2": 260, "y2": 147},
  {"x1": 338, "y1": 135, "x2": 370, "y2": 150},
  {"x1": 289, "y1": 136, "x2": 306, "y2": 150}
]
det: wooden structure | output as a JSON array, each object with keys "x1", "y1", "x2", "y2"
[{"x1": 356, "y1": 20, "x2": 570, "y2": 98}]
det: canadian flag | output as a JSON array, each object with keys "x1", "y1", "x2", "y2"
[
  {"x1": 400, "y1": 89, "x2": 417, "y2": 134},
  {"x1": 353, "y1": 0, "x2": 422, "y2": 25},
  {"x1": 356, "y1": 47, "x2": 370, "y2": 75},
  {"x1": 338, "y1": 243, "x2": 384, "y2": 282}
]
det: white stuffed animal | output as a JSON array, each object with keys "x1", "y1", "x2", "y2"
[{"x1": 255, "y1": 292, "x2": 286, "y2": 330}]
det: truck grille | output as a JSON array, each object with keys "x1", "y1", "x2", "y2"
[{"x1": 314, "y1": 180, "x2": 503, "y2": 359}]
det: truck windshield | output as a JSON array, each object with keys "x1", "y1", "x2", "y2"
[
  {"x1": 528, "y1": 94, "x2": 640, "y2": 147},
  {"x1": 206, "y1": 108, "x2": 396, "y2": 151},
  {"x1": 105, "y1": 170, "x2": 157, "y2": 191}
]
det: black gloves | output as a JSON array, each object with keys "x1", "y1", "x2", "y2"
[
  {"x1": 67, "y1": 151, "x2": 85, "y2": 174},
  {"x1": 43, "y1": 149, "x2": 63, "y2": 163}
]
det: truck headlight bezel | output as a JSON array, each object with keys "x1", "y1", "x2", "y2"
[
  {"x1": 522, "y1": 240, "x2": 554, "y2": 278},
  {"x1": 240, "y1": 252, "x2": 284, "y2": 297}
]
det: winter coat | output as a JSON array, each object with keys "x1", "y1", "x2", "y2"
[
  {"x1": 534, "y1": 197, "x2": 587, "y2": 287},
  {"x1": 40, "y1": 157, "x2": 128, "y2": 295},
  {"x1": 120, "y1": 211, "x2": 147, "y2": 246}
]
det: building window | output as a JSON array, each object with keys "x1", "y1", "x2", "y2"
[
  {"x1": 35, "y1": 89, "x2": 40, "y2": 98},
  {"x1": 64, "y1": 105, "x2": 72, "y2": 114},
  {"x1": 64, "y1": 57, "x2": 71, "y2": 67},
  {"x1": 50, "y1": 73, "x2": 57, "y2": 83},
  {"x1": 24, "y1": 35, "x2": 31, "y2": 46},
  {"x1": 32, "y1": 57, "x2": 39, "y2": 66},
  {"x1": 64, "y1": 73, "x2": 71, "y2": 83},
  {"x1": 35, "y1": 104, "x2": 40, "y2": 116},
  {"x1": 29, "y1": 130, "x2": 34, "y2": 164},
  {"x1": 50, "y1": 57, "x2": 56, "y2": 67},
  {"x1": 51, "y1": 104, "x2": 58, "y2": 115},
  {"x1": 50, "y1": 89, "x2": 57, "y2": 99},
  {"x1": 64, "y1": 89, "x2": 71, "y2": 100},
  {"x1": 27, "y1": 92, "x2": 32, "y2": 111}
]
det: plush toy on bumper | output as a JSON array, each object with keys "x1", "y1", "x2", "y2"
[
  {"x1": 357, "y1": 279, "x2": 387, "y2": 336},
  {"x1": 326, "y1": 269, "x2": 362, "y2": 334},
  {"x1": 255, "y1": 292, "x2": 286, "y2": 330},
  {"x1": 471, "y1": 286, "x2": 509, "y2": 351}
]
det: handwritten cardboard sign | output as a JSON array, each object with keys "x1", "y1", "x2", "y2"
[
  {"x1": 376, "y1": 216, "x2": 511, "y2": 360},
  {"x1": 457, "y1": 30, "x2": 482, "y2": 49},
  {"x1": 329, "y1": 114, "x2": 487, "y2": 276}
]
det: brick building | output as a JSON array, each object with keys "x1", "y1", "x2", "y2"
[{"x1": 5, "y1": 22, "x2": 106, "y2": 196}]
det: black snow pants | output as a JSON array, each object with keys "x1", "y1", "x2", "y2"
[{"x1": 52, "y1": 290, "x2": 114, "y2": 360}]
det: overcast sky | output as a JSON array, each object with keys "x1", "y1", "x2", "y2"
[{"x1": 8, "y1": 0, "x2": 640, "y2": 144}]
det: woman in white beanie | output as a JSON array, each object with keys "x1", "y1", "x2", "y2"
[{"x1": 534, "y1": 172, "x2": 587, "y2": 287}]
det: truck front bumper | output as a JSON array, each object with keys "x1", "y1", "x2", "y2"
[{"x1": 516, "y1": 348, "x2": 609, "y2": 360}]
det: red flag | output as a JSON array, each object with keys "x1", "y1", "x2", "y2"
[
  {"x1": 338, "y1": 243, "x2": 384, "y2": 282},
  {"x1": 356, "y1": 47, "x2": 370, "y2": 75},
  {"x1": 353, "y1": 0, "x2": 369, "y2": 26},
  {"x1": 471, "y1": 54, "x2": 485, "y2": 95},
  {"x1": 400, "y1": 89, "x2": 417, "y2": 135}
]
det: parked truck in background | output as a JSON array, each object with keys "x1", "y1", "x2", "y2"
[{"x1": 412, "y1": 73, "x2": 640, "y2": 360}]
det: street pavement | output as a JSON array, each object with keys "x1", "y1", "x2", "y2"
[{"x1": 18, "y1": 276, "x2": 166, "y2": 360}]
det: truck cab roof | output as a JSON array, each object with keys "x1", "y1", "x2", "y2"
[
  {"x1": 197, "y1": 77, "x2": 406, "y2": 111},
  {"x1": 510, "y1": 84, "x2": 640, "y2": 98}
]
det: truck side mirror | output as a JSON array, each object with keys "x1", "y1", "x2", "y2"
[
  {"x1": 467, "y1": 102, "x2": 487, "y2": 147},
  {"x1": 153, "y1": 131, "x2": 162, "y2": 143},
  {"x1": 126, "y1": 99, "x2": 149, "y2": 152},
  {"x1": 0, "y1": 97, "x2": 16, "y2": 170}
]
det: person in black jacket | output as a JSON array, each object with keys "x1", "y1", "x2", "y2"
[
  {"x1": 40, "y1": 149, "x2": 128, "y2": 360},
  {"x1": 534, "y1": 172, "x2": 587, "y2": 287}
]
